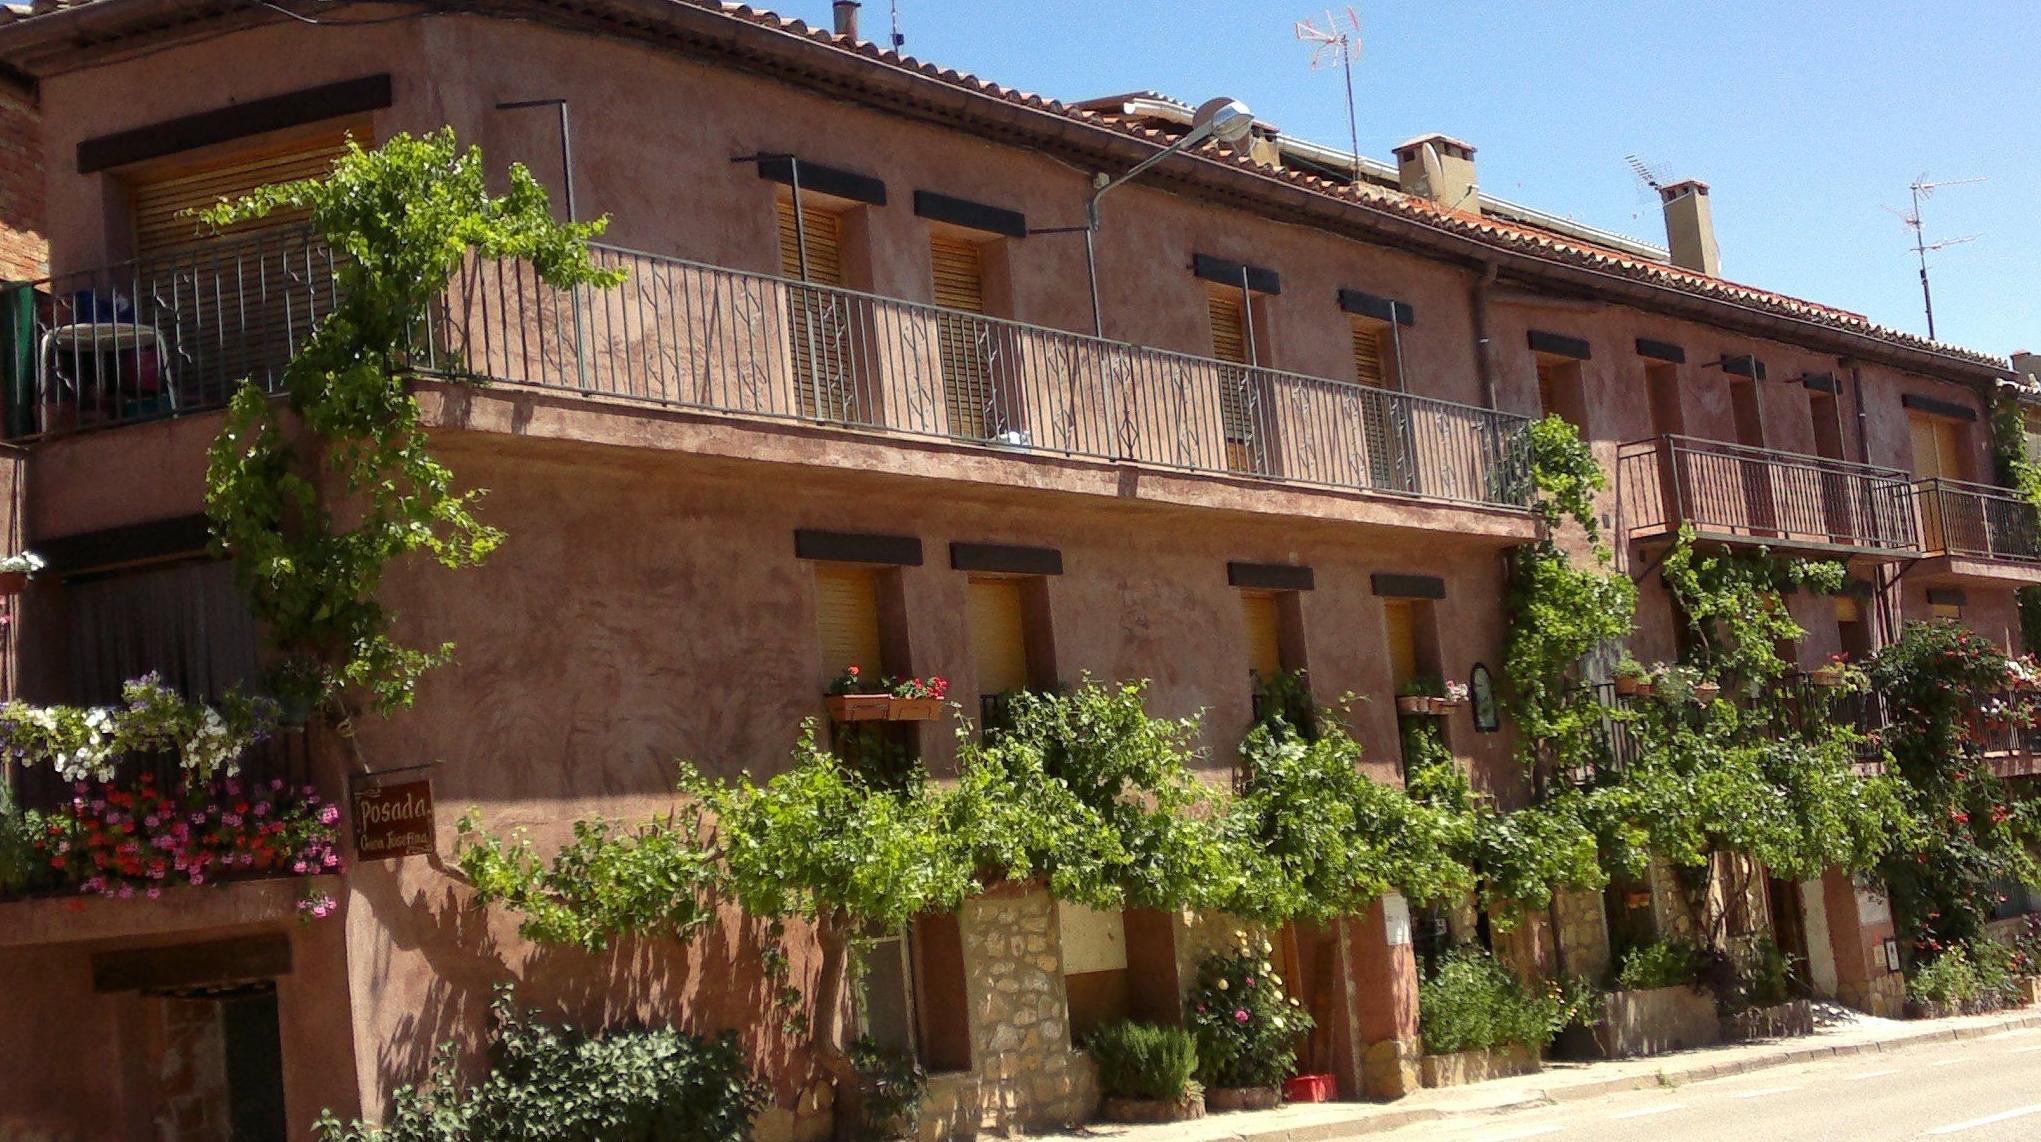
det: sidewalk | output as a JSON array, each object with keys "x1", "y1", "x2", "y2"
[{"x1": 1031, "y1": 1005, "x2": 2041, "y2": 1141}]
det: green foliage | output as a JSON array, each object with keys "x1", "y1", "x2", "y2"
[
  {"x1": 1615, "y1": 939, "x2": 1707, "y2": 991},
  {"x1": 1083, "y1": 1020, "x2": 1200, "y2": 1102},
  {"x1": 0, "y1": 674, "x2": 278, "y2": 784},
  {"x1": 1525, "y1": 413, "x2": 1605, "y2": 537},
  {"x1": 1418, "y1": 946, "x2": 1563, "y2": 1055},
  {"x1": 203, "y1": 130, "x2": 623, "y2": 714},
  {"x1": 1184, "y1": 938, "x2": 1316, "y2": 1088},
  {"x1": 454, "y1": 811, "x2": 719, "y2": 953},
  {"x1": 1906, "y1": 939, "x2": 2022, "y2": 1010},
  {"x1": 846, "y1": 1037, "x2": 926, "y2": 1141},
  {"x1": 1732, "y1": 939, "x2": 1794, "y2": 1009},
  {"x1": 1869, "y1": 621, "x2": 2041, "y2": 956},
  {"x1": 1249, "y1": 667, "x2": 1317, "y2": 739},
  {"x1": 1659, "y1": 530, "x2": 1846, "y2": 690},
  {"x1": 1224, "y1": 720, "x2": 1470, "y2": 921},
  {"x1": 0, "y1": 785, "x2": 46, "y2": 894},
  {"x1": 686, "y1": 736, "x2": 976, "y2": 937},
  {"x1": 953, "y1": 680, "x2": 1235, "y2": 912},
  {"x1": 312, "y1": 986, "x2": 760, "y2": 1141}
]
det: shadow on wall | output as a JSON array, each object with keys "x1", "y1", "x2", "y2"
[{"x1": 354, "y1": 856, "x2": 819, "y2": 1117}]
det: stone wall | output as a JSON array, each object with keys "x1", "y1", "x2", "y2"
[
  {"x1": 918, "y1": 888, "x2": 1096, "y2": 1140},
  {"x1": 1840, "y1": 973, "x2": 1905, "y2": 1020},
  {"x1": 1551, "y1": 888, "x2": 1612, "y2": 984}
]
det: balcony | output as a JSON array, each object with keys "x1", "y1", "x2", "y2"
[
  {"x1": 1911, "y1": 478, "x2": 2041, "y2": 586},
  {"x1": 0, "y1": 233, "x2": 1538, "y2": 516},
  {"x1": 1618, "y1": 435, "x2": 1920, "y2": 558}
]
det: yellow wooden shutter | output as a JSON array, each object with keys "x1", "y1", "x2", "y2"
[
  {"x1": 1351, "y1": 321, "x2": 1388, "y2": 388},
  {"x1": 1834, "y1": 595, "x2": 1861, "y2": 624},
  {"x1": 1383, "y1": 599, "x2": 1418, "y2": 690},
  {"x1": 815, "y1": 565, "x2": 883, "y2": 688},
  {"x1": 131, "y1": 130, "x2": 356, "y2": 257},
  {"x1": 1241, "y1": 592, "x2": 1281, "y2": 678},
  {"x1": 967, "y1": 578, "x2": 1029, "y2": 695},
  {"x1": 932, "y1": 237, "x2": 994, "y2": 439},
  {"x1": 1207, "y1": 286, "x2": 1257, "y2": 470},
  {"x1": 776, "y1": 199, "x2": 853, "y2": 420},
  {"x1": 1908, "y1": 414, "x2": 1944, "y2": 480}
]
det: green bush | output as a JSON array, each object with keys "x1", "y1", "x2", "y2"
[
  {"x1": 1084, "y1": 1020, "x2": 1199, "y2": 1101},
  {"x1": 848, "y1": 1036, "x2": 926, "y2": 1141},
  {"x1": 313, "y1": 987, "x2": 761, "y2": 1141},
  {"x1": 1418, "y1": 946, "x2": 1560, "y2": 1055},
  {"x1": 1616, "y1": 939, "x2": 1708, "y2": 992},
  {"x1": 1912, "y1": 938, "x2": 2026, "y2": 1010},
  {"x1": 1733, "y1": 940, "x2": 1795, "y2": 1009},
  {"x1": 1184, "y1": 938, "x2": 1316, "y2": 1088}
]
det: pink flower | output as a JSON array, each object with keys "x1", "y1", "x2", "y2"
[
  {"x1": 318, "y1": 805, "x2": 340, "y2": 826},
  {"x1": 1234, "y1": 1009, "x2": 1250, "y2": 1024}
]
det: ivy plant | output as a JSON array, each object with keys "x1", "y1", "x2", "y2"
[{"x1": 202, "y1": 129, "x2": 623, "y2": 714}]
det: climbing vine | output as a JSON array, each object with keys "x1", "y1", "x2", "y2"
[
  {"x1": 202, "y1": 130, "x2": 623, "y2": 714},
  {"x1": 1987, "y1": 387, "x2": 2041, "y2": 651}
]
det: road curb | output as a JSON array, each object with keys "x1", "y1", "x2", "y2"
[{"x1": 1220, "y1": 1010, "x2": 2041, "y2": 1142}]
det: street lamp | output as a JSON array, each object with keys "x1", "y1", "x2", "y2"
[{"x1": 1042, "y1": 96, "x2": 1255, "y2": 337}]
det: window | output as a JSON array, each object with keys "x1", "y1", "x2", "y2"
[
  {"x1": 968, "y1": 576, "x2": 1029, "y2": 730},
  {"x1": 1911, "y1": 412, "x2": 1973, "y2": 554},
  {"x1": 1728, "y1": 377, "x2": 1765, "y2": 448},
  {"x1": 1207, "y1": 286, "x2": 1263, "y2": 473},
  {"x1": 1645, "y1": 363, "x2": 1683, "y2": 439},
  {"x1": 929, "y1": 235, "x2": 1007, "y2": 440},
  {"x1": 1836, "y1": 595, "x2": 1873, "y2": 660},
  {"x1": 1535, "y1": 356, "x2": 1586, "y2": 431},
  {"x1": 1352, "y1": 316, "x2": 1409, "y2": 490},
  {"x1": 1382, "y1": 598, "x2": 1422, "y2": 692},
  {"x1": 777, "y1": 196, "x2": 859, "y2": 421},
  {"x1": 814, "y1": 564, "x2": 884, "y2": 688},
  {"x1": 859, "y1": 918, "x2": 972, "y2": 1072},
  {"x1": 861, "y1": 928, "x2": 917, "y2": 1054},
  {"x1": 1931, "y1": 600, "x2": 1962, "y2": 621}
]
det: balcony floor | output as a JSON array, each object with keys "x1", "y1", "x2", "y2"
[{"x1": 1911, "y1": 554, "x2": 2041, "y2": 588}]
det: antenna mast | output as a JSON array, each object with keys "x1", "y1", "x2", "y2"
[
  {"x1": 1295, "y1": 8, "x2": 1364, "y2": 183},
  {"x1": 1892, "y1": 173, "x2": 1984, "y2": 340}
]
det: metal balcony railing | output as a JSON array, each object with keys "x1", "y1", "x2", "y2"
[
  {"x1": 1913, "y1": 478, "x2": 2041, "y2": 564},
  {"x1": 1618, "y1": 434, "x2": 1920, "y2": 556},
  {"x1": 0, "y1": 232, "x2": 1538, "y2": 512}
]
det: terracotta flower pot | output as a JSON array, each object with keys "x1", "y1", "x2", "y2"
[
  {"x1": 1614, "y1": 676, "x2": 1650, "y2": 697},
  {"x1": 1427, "y1": 697, "x2": 1451, "y2": 715},
  {"x1": 825, "y1": 694, "x2": 892, "y2": 722},
  {"x1": 1693, "y1": 683, "x2": 1722, "y2": 702},
  {"x1": 888, "y1": 696, "x2": 943, "y2": 721},
  {"x1": 1811, "y1": 667, "x2": 1844, "y2": 687},
  {"x1": 1395, "y1": 695, "x2": 1431, "y2": 714}
]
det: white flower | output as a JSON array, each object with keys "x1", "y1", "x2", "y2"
[{"x1": 0, "y1": 550, "x2": 44, "y2": 575}]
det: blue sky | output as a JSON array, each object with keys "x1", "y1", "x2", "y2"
[{"x1": 788, "y1": 1, "x2": 2038, "y2": 358}]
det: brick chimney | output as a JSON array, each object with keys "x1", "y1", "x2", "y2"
[
  {"x1": 1659, "y1": 179, "x2": 1721, "y2": 277},
  {"x1": 2015, "y1": 350, "x2": 2040, "y2": 388},
  {"x1": 1392, "y1": 134, "x2": 1479, "y2": 215},
  {"x1": 833, "y1": 0, "x2": 860, "y2": 39}
]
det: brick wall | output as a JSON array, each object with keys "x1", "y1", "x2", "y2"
[{"x1": 0, "y1": 83, "x2": 45, "y2": 282}]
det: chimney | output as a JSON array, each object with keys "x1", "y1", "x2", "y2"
[
  {"x1": 2015, "y1": 350, "x2": 2040, "y2": 389},
  {"x1": 832, "y1": 0, "x2": 860, "y2": 39},
  {"x1": 1659, "y1": 179, "x2": 1721, "y2": 277},
  {"x1": 1391, "y1": 134, "x2": 1479, "y2": 215}
]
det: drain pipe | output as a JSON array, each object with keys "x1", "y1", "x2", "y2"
[{"x1": 1470, "y1": 260, "x2": 1500, "y2": 409}]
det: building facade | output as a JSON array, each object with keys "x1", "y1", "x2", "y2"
[{"x1": 0, "y1": 1, "x2": 2027, "y2": 1138}]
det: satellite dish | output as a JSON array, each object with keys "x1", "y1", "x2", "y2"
[{"x1": 1419, "y1": 141, "x2": 1446, "y2": 199}]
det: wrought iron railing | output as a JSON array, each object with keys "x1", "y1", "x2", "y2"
[
  {"x1": 1577, "y1": 672, "x2": 1889, "y2": 787},
  {"x1": 1619, "y1": 435, "x2": 1920, "y2": 556},
  {"x1": 1913, "y1": 478, "x2": 2041, "y2": 564},
  {"x1": 0, "y1": 230, "x2": 340, "y2": 438},
  {"x1": 0, "y1": 232, "x2": 1539, "y2": 511}
]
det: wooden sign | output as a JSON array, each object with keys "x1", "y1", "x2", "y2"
[{"x1": 351, "y1": 776, "x2": 435, "y2": 861}]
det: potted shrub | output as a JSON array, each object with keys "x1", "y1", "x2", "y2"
[
  {"x1": 0, "y1": 551, "x2": 44, "y2": 597},
  {"x1": 824, "y1": 665, "x2": 891, "y2": 722},
  {"x1": 1397, "y1": 675, "x2": 1445, "y2": 715},
  {"x1": 1441, "y1": 679, "x2": 1470, "y2": 710},
  {"x1": 1612, "y1": 657, "x2": 1654, "y2": 698},
  {"x1": 887, "y1": 675, "x2": 949, "y2": 721},
  {"x1": 1186, "y1": 934, "x2": 1314, "y2": 1111},
  {"x1": 1810, "y1": 653, "x2": 1848, "y2": 687},
  {"x1": 1086, "y1": 1020, "x2": 1204, "y2": 1123},
  {"x1": 1416, "y1": 946, "x2": 1555, "y2": 1086}
]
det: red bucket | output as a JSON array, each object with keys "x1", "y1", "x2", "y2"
[{"x1": 1282, "y1": 1073, "x2": 1336, "y2": 1103}]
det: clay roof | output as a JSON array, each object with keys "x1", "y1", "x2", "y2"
[{"x1": 0, "y1": 0, "x2": 2010, "y2": 375}]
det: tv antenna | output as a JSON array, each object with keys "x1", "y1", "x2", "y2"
[
  {"x1": 1888, "y1": 173, "x2": 1984, "y2": 340},
  {"x1": 1625, "y1": 153, "x2": 1670, "y2": 197},
  {"x1": 1295, "y1": 8, "x2": 1364, "y2": 183},
  {"x1": 889, "y1": 0, "x2": 904, "y2": 49}
]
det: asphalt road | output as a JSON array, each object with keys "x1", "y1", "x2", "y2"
[{"x1": 1376, "y1": 1025, "x2": 2041, "y2": 1141}]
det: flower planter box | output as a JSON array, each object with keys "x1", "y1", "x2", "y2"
[
  {"x1": 1098, "y1": 1093, "x2": 1205, "y2": 1124},
  {"x1": 0, "y1": 570, "x2": 25, "y2": 596},
  {"x1": 1282, "y1": 1073, "x2": 1336, "y2": 1103},
  {"x1": 1720, "y1": 998, "x2": 1813, "y2": 1042},
  {"x1": 825, "y1": 694, "x2": 893, "y2": 722},
  {"x1": 1205, "y1": 1085, "x2": 1281, "y2": 1112},
  {"x1": 1395, "y1": 695, "x2": 1434, "y2": 714},
  {"x1": 1810, "y1": 669, "x2": 1845, "y2": 687},
  {"x1": 1418, "y1": 1043, "x2": 1540, "y2": 1088},
  {"x1": 888, "y1": 696, "x2": 944, "y2": 721},
  {"x1": 1614, "y1": 677, "x2": 1653, "y2": 697},
  {"x1": 1595, "y1": 986, "x2": 1721, "y2": 1058}
]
